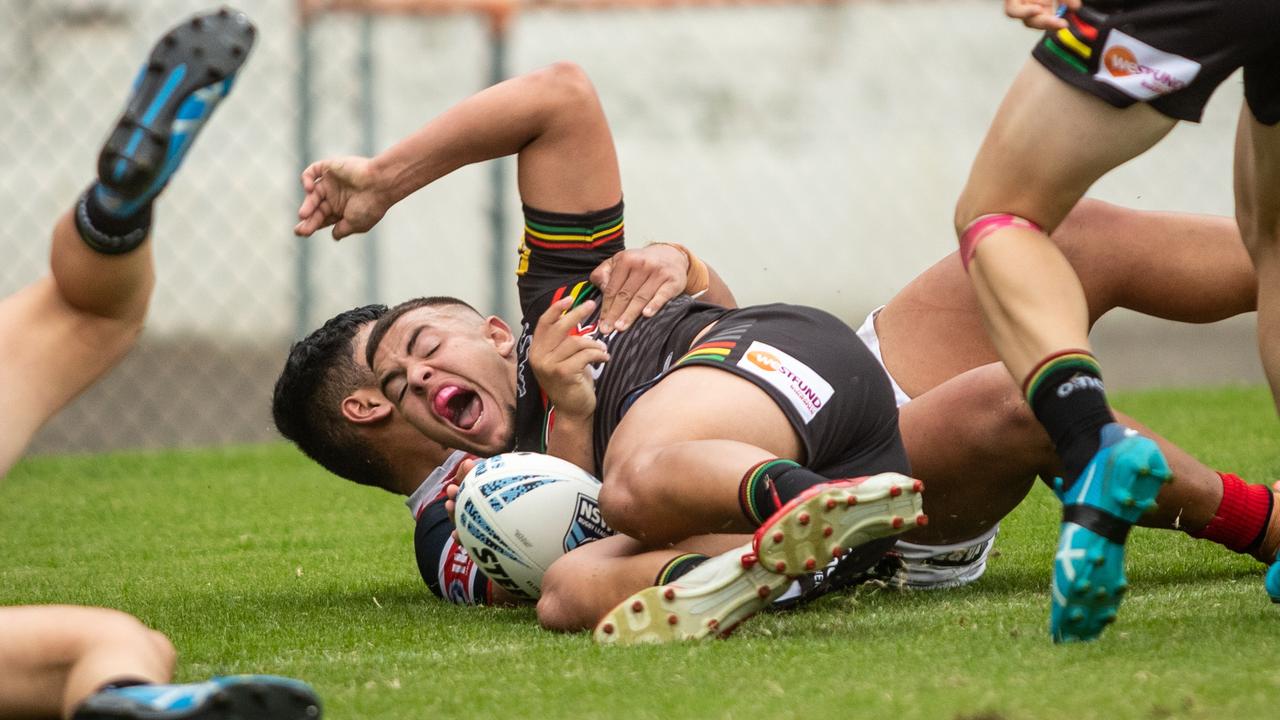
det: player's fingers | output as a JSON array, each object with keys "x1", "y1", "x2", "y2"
[
  {"x1": 536, "y1": 296, "x2": 577, "y2": 332},
  {"x1": 333, "y1": 219, "x2": 355, "y2": 241},
  {"x1": 562, "y1": 343, "x2": 610, "y2": 372},
  {"x1": 546, "y1": 334, "x2": 607, "y2": 366},
  {"x1": 589, "y1": 256, "x2": 614, "y2": 294},
  {"x1": 597, "y1": 262, "x2": 635, "y2": 333},
  {"x1": 612, "y1": 273, "x2": 667, "y2": 332},
  {"x1": 300, "y1": 161, "x2": 327, "y2": 192},
  {"x1": 641, "y1": 274, "x2": 682, "y2": 319},
  {"x1": 600, "y1": 269, "x2": 646, "y2": 333}
]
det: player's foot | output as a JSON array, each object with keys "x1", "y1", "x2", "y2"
[
  {"x1": 1266, "y1": 559, "x2": 1280, "y2": 604},
  {"x1": 96, "y1": 6, "x2": 256, "y2": 217},
  {"x1": 752, "y1": 472, "x2": 926, "y2": 577},
  {"x1": 594, "y1": 473, "x2": 925, "y2": 644},
  {"x1": 1050, "y1": 423, "x2": 1170, "y2": 643},
  {"x1": 594, "y1": 541, "x2": 790, "y2": 644},
  {"x1": 72, "y1": 675, "x2": 321, "y2": 720}
]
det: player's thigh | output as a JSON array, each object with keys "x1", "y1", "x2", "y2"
[
  {"x1": 607, "y1": 365, "x2": 803, "y2": 468},
  {"x1": 897, "y1": 363, "x2": 1045, "y2": 544},
  {"x1": 957, "y1": 59, "x2": 1176, "y2": 232}
]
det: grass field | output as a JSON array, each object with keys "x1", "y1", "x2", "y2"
[{"x1": 2, "y1": 386, "x2": 1278, "y2": 720}]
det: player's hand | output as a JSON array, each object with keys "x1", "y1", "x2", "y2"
[
  {"x1": 444, "y1": 456, "x2": 480, "y2": 527},
  {"x1": 590, "y1": 244, "x2": 687, "y2": 334},
  {"x1": 1004, "y1": 0, "x2": 1079, "y2": 30},
  {"x1": 530, "y1": 297, "x2": 609, "y2": 419},
  {"x1": 294, "y1": 155, "x2": 390, "y2": 240}
]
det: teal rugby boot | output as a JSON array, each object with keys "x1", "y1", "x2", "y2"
[
  {"x1": 1266, "y1": 559, "x2": 1280, "y2": 604},
  {"x1": 94, "y1": 7, "x2": 256, "y2": 223},
  {"x1": 1050, "y1": 423, "x2": 1170, "y2": 643},
  {"x1": 73, "y1": 675, "x2": 321, "y2": 720}
]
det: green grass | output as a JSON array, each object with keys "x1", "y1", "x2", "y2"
[{"x1": 2, "y1": 386, "x2": 1278, "y2": 720}]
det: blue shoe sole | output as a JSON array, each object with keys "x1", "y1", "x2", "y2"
[
  {"x1": 98, "y1": 7, "x2": 255, "y2": 199},
  {"x1": 73, "y1": 678, "x2": 321, "y2": 720},
  {"x1": 1051, "y1": 431, "x2": 1170, "y2": 643}
]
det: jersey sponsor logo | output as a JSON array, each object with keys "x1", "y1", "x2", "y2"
[
  {"x1": 563, "y1": 493, "x2": 613, "y2": 552},
  {"x1": 1093, "y1": 30, "x2": 1200, "y2": 101},
  {"x1": 735, "y1": 341, "x2": 834, "y2": 423},
  {"x1": 439, "y1": 536, "x2": 480, "y2": 605},
  {"x1": 1056, "y1": 375, "x2": 1105, "y2": 398}
]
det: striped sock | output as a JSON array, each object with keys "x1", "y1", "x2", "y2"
[
  {"x1": 655, "y1": 553, "x2": 709, "y2": 585},
  {"x1": 738, "y1": 459, "x2": 829, "y2": 526},
  {"x1": 1024, "y1": 350, "x2": 1115, "y2": 487}
]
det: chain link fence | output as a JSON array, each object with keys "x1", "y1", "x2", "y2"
[{"x1": 1, "y1": 0, "x2": 1254, "y2": 454}]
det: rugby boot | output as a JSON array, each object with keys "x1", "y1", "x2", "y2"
[
  {"x1": 94, "y1": 7, "x2": 256, "y2": 222},
  {"x1": 595, "y1": 473, "x2": 925, "y2": 644},
  {"x1": 594, "y1": 541, "x2": 791, "y2": 644},
  {"x1": 73, "y1": 675, "x2": 321, "y2": 720},
  {"x1": 1266, "y1": 559, "x2": 1280, "y2": 604},
  {"x1": 1050, "y1": 423, "x2": 1170, "y2": 643}
]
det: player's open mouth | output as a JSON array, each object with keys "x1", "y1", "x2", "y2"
[{"x1": 433, "y1": 384, "x2": 482, "y2": 431}]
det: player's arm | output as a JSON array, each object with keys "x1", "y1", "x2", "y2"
[
  {"x1": 416, "y1": 491, "x2": 525, "y2": 606},
  {"x1": 295, "y1": 61, "x2": 620, "y2": 240}
]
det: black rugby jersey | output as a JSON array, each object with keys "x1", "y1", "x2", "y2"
[{"x1": 513, "y1": 201, "x2": 725, "y2": 474}]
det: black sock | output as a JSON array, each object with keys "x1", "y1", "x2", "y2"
[
  {"x1": 1025, "y1": 351, "x2": 1115, "y2": 487},
  {"x1": 75, "y1": 185, "x2": 151, "y2": 255},
  {"x1": 739, "y1": 459, "x2": 828, "y2": 525},
  {"x1": 655, "y1": 553, "x2": 709, "y2": 585}
]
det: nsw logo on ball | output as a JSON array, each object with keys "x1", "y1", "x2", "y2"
[{"x1": 563, "y1": 493, "x2": 614, "y2": 552}]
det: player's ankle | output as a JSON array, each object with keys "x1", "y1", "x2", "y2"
[
  {"x1": 1189, "y1": 472, "x2": 1276, "y2": 561},
  {"x1": 74, "y1": 185, "x2": 151, "y2": 255}
]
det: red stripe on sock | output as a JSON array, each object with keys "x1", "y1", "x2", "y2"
[{"x1": 1191, "y1": 473, "x2": 1272, "y2": 553}]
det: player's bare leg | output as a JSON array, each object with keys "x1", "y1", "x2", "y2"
[
  {"x1": 1234, "y1": 105, "x2": 1280, "y2": 599},
  {"x1": 955, "y1": 59, "x2": 1186, "y2": 642},
  {"x1": 879, "y1": 198, "x2": 1268, "y2": 568},
  {"x1": 600, "y1": 367, "x2": 804, "y2": 545},
  {"x1": 0, "y1": 8, "x2": 256, "y2": 477},
  {"x1": 0, "y1": 607, "x2": 173, "y2": 719},
  {"x1": 882, "y1": 200, "x2": 1254, "y2": 399}
]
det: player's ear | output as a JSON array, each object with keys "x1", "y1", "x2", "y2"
[
  {"x1": 486, "y1": 315, "x2": 515, "y2": 357},
  {"x1": 341, "y1": 389, "x2": 393, "y2": 425}
]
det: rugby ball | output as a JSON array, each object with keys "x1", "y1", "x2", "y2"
[{"x1": 454, "y1": 452, "x2": 614, "y2": 600}]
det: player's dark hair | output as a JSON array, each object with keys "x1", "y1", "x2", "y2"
[
  {"x1": 364, "y1": 296, "x2": 481, "y2": 370},
  {"x1": 272, "y1": 304, "x2": 394, "y2": 490}
]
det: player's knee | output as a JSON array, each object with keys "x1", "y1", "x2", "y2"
[
  {"x1": 534, "y1": 61, "x2": 598, "y2": 111},
  {"x1": 599, "y1": 449, "x2": 664, "y2": 539},
  {"x1": 536, "y1": 557, "x2": 593, "y2": 632}
]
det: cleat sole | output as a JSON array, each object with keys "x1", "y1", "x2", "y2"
[{"x1": 752, "y1": 473, "x2": 924, "y2": 578}]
